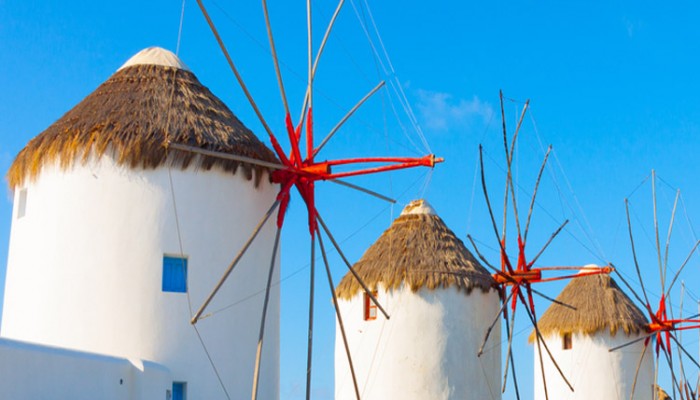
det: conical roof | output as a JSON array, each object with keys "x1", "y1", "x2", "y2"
[
  {"x1": 336, "y1": 199, "x2": 495, "y2": 300},
  {"x1": 532, "y1": 269, "x2": 649, "y2": 341},
  {"x1": 8, "y1": 47, "x2": 277, "y2": 188}
]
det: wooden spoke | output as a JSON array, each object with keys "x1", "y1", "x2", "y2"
[
  {"x1": 305, "y1": 0, "x2": 313, "y2": 160},
  {"x1": 652, "y1": 170, "x2": 665, "y2": 289},
  {"x1": 305, "y1": 237, "x2": 316, "y2": 400},
  {"x1": 317, "y1": 230, "x2": 361, "y2": 400},
  {"x1": 518, "y1": 290, "x2": 574, "y2": 392},
  {"x1": 502, "y1": 302, "x2": 519, "y2": 396},
  {"x1": 625, "y1": 199, "x2": 653, "y2": 311},
  {"x1": 192, "y1": 199, "x2": 281, "y2": 324},
  {"x1": 477, "y1": 146, "x2": 513, "y2": 273},
  {"x1": 251, "y1": 227, "x2": 281, "y2": 400},
  {"x1": 528, "y1": 219, "x2": 569, "y2": 266},
  {"x1": 501, "y1": 305, "x2": 521, "y2": 400},
  {"x1": 665, "y1": 240, "x2": 700, "y2": 298},
  {"x1": 316, "y1": 213, "x2": 390, "y2": 319},
  {"x1": 298, "y1": 0, "x2": 346, "y2": 124},
  {"x1": 608, "y1": 332, "x2": 655, "y2": 353},
  {"x1": 168, "y1": 143, "x2": 284, "y2": 171},
  {"x1": 611, "y1": 266, "x2": 648, "y2": 312},
  {"x1": 531, "y1": 287, "x2": 576, "y2": 310},
  {"x1": 262, "y1": 0, "x2": 290, "y2": 116},
  {"x1": 478, "y1": 288, "x2": 515, "y2": 357},
  {"x1": 194, "y1": 0, "x2": 276, "y2": 141},
  {"x1": 670, "y1": 334, "x2": 700, "y2": 369},
  {"x1": 628, "y1": 339, "x2": 649, "y2": 400},
  {"x1": 328, "y1": 178, "x2": 396, "y2": 203},
  {"x1": 523, "y1": 146, "x2": 552, "y2": 242},
  {"x1": 662, "y1": 189, "x2": 680, "y2": 282},
  {"x1": 313, "y1": 81, "x2": 385, "y2": 157}
]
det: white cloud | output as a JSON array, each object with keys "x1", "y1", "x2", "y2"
[{"x1": 415, "y1": 90, "x2": 494, "y2": 133}]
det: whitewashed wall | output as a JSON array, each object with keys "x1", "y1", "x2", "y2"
[
  {"x1": 534, "y1": 331, "x2": 654, "y2": 400},
  {"x1": 1, "y1": 154, "x2": 280, "y2": 400},
  {"x1": 335, "y1": 285, "x2": 501, "y2": 400},
  {"x1": 0, "y1": 337, "x2": 171, "y2": 400}
]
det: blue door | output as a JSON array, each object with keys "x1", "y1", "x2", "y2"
[{"x1": 172, "y1": 382, "x2": 186, "y2": 400}]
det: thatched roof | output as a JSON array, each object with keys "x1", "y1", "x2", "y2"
[
  {"x1": 531, "y1": 269, "x2": 649, "y2": 342},
  {"x1": 336, "y1": 199, "x2": 495, "y2": 300},
  {"x1": 8, "y1": 47, "x2": 277, "y2": 188}
]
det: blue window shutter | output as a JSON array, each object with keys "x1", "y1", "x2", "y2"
[{"x1": 163, "y1": 256, "x2": 187, "y2": 293}]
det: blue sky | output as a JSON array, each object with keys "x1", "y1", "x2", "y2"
[{"x1": 2, "y1": 1, "x2": 700, "y2": 399}]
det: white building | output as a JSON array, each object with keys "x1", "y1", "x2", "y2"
[
  {"x1": 532, "y1": 269, "x2": 653, "y2": 400},
  {"x1": 334, "y1": 199, "x2": 501, "y2": 400},
  {"x1": 1, "y1": 47, "x2": 280, "y2": 400}
]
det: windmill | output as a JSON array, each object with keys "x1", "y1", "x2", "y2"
[
  {"x1": 169, "y1": 1, "x2": 442, "y2": 399},
  {"x1": 467, "y1": 91, "x2": 612, "y2": 400},
  {"x1": 609, "y1": 170, "x2": 700, "y2": 400}
]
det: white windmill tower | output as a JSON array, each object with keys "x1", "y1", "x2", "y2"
[
  {"x1": 532, "y1": 267, "x2": 653, "y2": 400},
  {"x1": 333, "y1": 199, "x2": 501, "y2": 400},
  {"x1": 1, "y1": 47, "x2": 281, "y2": 400}
]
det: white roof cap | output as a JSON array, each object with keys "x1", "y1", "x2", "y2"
[
  {"x1": 578, "y1": 264, "x2": 600, "y2": 274},
  {"x1": 400, "y1": 199, "x2": 437, "y2": 216},
  {"x1": 118, "y1": 47, "x2": 190, "y2": 71}
]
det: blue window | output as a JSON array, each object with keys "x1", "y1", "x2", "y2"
[
  {"x1": 163, "y1": 256, "x2": 187, "y2": 293},
  {"x1": 172, "y1": 382, "x2": 186, "y2": 400}
]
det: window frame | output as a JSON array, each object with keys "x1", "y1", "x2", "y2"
[
  {"x1": 562, "y1": 332, "x2": 572, "y2": 350},
  {"x1": 162, "y1": 255, "x2": 188, "y2": 293},
  {"x1": 363, "y1": 290, "x2": 378, "y2": 321}
]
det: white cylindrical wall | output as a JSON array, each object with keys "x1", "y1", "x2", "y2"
[
  {"x1": 335, "y1": 285, "x2": 501, "y2": 400},
  {"x1": 1, "y1": 154, "x2": 280, "y2": 400},
  {"x1": 533, "y1": 331, "x2": 653, "y2": 400}
]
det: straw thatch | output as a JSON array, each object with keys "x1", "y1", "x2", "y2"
[
  {"x1": 336, "y1": 200, "x2": 495, "y2": 300},
  {"x1": 8, "y1": 61, "x2": 277, "y2": 189},
  {"x1": 530, "y1": 273, "x2": 648, "y2": 342}
]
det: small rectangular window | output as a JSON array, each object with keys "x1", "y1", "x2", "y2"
[
  {"x1": 363, "y1": 291, "x2": 378, "y2": 321},
  {"x1": 172, "y1": 382, "x2": 186, "y2": 400},
  {"x1": 562, "y1": 332, "x2": 572, "y2": 350},
  {"x1": 163, "y1": 256, "x2": 187, "y2": 293},
  {"x1": 17, "y1": 188, "x2": 27, "y2": 219}
]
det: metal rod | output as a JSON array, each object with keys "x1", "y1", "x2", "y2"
[
  {"x1": 313, "y1": 81, "x2": 386, "y2": 157},
  {"x1": 251, "y1": 227, "x2": 281, "y2": 400},
  {"x1": 316, "y1": 212, "x2": 390, "y2": 319},
  {"x1": 191, "y1": 199, "x2": 280, "y2": 324},
  {"x1": 317, "y1": 230, "x2": 361, "y2": 400}
]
